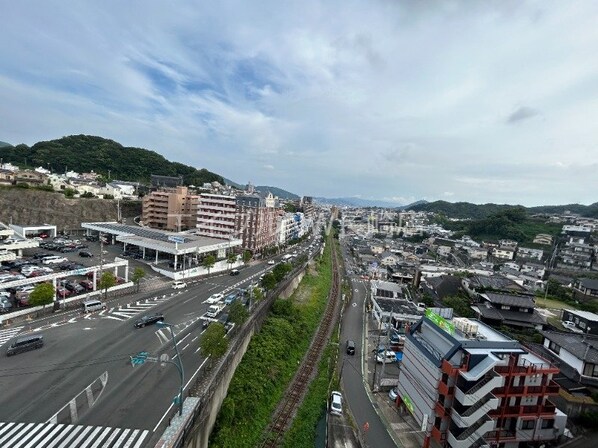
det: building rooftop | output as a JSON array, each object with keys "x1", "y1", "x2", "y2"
[
  {"x1": 565, "y1": 309, "x2": 598, "y2": 321},
  {"x1": 578, "y1": 278, "x2": 598, "y2": 291},
  {"x1": 541, "y1": 330, "x2": 598, "y2": 364},
  {"x1": 481, "y1": 292, "x2": 535, "y2": 308}
]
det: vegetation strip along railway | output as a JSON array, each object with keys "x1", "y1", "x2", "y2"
[{"x1": 258, "y1": 239, "x2": 341, "y2": 447}]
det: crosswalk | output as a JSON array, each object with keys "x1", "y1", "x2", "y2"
[
  {"x1": 0, "y1": 326, "x2": 24, "y2": 348},
  {"x1": 101, "y1": 296, "x2": 170, "y2": 322},
  {"x1": 0, "y1": 421, "x2": 149, "y2": 448},
  {"x1": 155, "y1": 316, "x2": 202, "y2": 344}
]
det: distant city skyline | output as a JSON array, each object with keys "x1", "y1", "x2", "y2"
[{"x1": 1, "y1": 1, "x2": 597, "y2": 206}]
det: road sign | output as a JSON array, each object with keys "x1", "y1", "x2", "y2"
[{"x1": 168, "y1": 236, "x2": 185, "y2": 244}]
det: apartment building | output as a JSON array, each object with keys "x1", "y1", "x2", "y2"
[
  {"x1": 142, "y1": 186, "x2": 198, "y2": 231},
  {"x1": 396, "y1": 312, "x2": 566, "y2": 448},
  {"x1": 235, "y1": 194, "x2": 281, "y2": 252},
  {"x1": 195, "y1": 193, "x2": 237, "y2": 239}
]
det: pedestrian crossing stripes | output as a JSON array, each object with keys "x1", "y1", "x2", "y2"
[
  {"x1": 101, "y1": 297, "x2": 169, "y2": 322},
  {"x1": 0, "y1": 421, "x2": 149, "y2": 448},
  {"x1": 0, "y1": 326, "x2": 23, "y2": 348}
]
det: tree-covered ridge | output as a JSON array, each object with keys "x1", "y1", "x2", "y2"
[
  {"x1": 438, "y1": 207, "x2": 563, "y2": 244},
  {"x1": 410, "y1": 200, "x2": 598, "y2": 219},
  {"x1": 0, "y1": 134, "x2": 224, "y2": 185}
]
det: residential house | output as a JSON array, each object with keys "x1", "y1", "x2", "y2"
[
  {"x1": 533, "y1": 233, "x2": 553, "y2": 245},
  {"x1": 0, "y1": 169, "x2": 15, "y2": 185},
  {"x1": 541, "y1": 331, "x2": 598, "y2": 387},
  {"x1": 561, "y1": 310, "x2": 598, "y2": 335},
  {"x1": 15, "y1": 169, "x2": 46, "y2": 185},
  {"x1": 517, "y1": 247, "x2": 544, "y2": 261},
  {"x1": 520, "y1": 262, "x2": 545, "y2": 279},
  {"x1": 421, "y1": 275, "x2": 465, "y2": 301},
  {"x1": 492, "y1": 246, "x2": 515, "y2": 260},
  {"x1": 379, "y1": 250, "x2": 399, "y2": 266},
  {"x1": 476, "y1": 292, "x2": 546, "y2": 330},
  {"x1": 573, "y1": 278, "x2": 598, "y2": 298}
]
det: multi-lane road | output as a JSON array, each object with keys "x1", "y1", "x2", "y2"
[{"x1": 0, "y1": 261, "x2": 271, "y2": 446}]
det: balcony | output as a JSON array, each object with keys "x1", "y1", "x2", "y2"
[
  {"x1": 438, "y1": 380, "x2": 455, "y2": 396},
  {"x1": 447, "y1": 416, "x2": 494, "y2": 448},
  {"x1": 451, "y1": 394, "x2": 499, "y2": 428},
  {"x1": 489, "y1": 401, "x2": 557, "y2": 418},
  {"x1": 455, "y1": 371, "x2": 504, "y2": 406}
]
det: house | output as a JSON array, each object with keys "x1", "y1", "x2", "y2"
[
  {"x1": 492, "y1": 246, "x2": 515, "y2": 260},
  {"x1": 520, "y1": 262, "x2": 545, "y2": 279},
  {"x1": 541, "y1": 330, "x2": 598, "y2": 387},
  {"x1": 533, "y1": 233, "x2": 553, "y2": 245},
  {"x1": 379, "y1": 251, "x2": 399, "y2": 266},
  {"x1": 15, "y1": 169, "x2": 46, "y2": 185},
  {"x1": 517, "y1": 247, "x2": 544, "y2": 261},
  {"x1": 0, "y1": 169, "x2": 15, "y2": 185},
  {"x1": 421, "y1": 275, "x2": 464, "y2": 301},
  {"x1": 463, "y1": 245, "x2": 488, "y2": 260},
  {"x1": 561, "y1": 310, "x2": 598, "y2": 335},
  {"x1": 574, "y1": 278, "x2": 598, "y2": 298},
  {"x1": 463, "y1": 274, "x2": 527, "y2": 297},
  {"x1": 476, "y1": 292, "x2": 546, "y2": 330}
]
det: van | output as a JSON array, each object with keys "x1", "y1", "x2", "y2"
[
  {"x1": 7, "y1": 334, "x2": 44, "y2": 356},
  {"x1": 42, "y1": 256, "x2": 67, "y2": 265},
  {"x1": 82, "y1": 299, "x2": 106, "y2": 313},
  {"x1": 376, "y1": 350, "x2": 397, "y2": 364}
]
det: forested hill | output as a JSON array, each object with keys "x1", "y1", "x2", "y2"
[
  {"x1": 0, "y1": 135, "x2": 224, "y2": 186},
  {"x1": 408, "y1": 200, "x2": 598, "y2": 219}
]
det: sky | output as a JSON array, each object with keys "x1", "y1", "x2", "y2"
[{"x1": 1, "y1": 1, "x2": 597, "y2": 206}]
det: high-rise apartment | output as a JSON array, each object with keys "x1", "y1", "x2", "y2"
[
  {"x1": 141, "y1": 186, "x2": 198, "y2": 231},
  {"x1": 397, "y1": 313, "x2": 566, "y2": 448},
  {"x1": 195, "y1": 193, "x2": 237, "y2": 239}
]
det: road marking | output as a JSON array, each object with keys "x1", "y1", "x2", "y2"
[
  {"x1": 182, "y1": 344, "x2": 190, "y2": 351},
  {"x1": 191, "y1": 336, "x2": 198, "y2": 342},
  {"x1": 0, "y1": 326, "x2": 24, "y2": 347}
]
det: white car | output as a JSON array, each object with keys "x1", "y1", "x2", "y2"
[
  {"x1": 206, "y1": 293, "x2": 224, "y2": 304},
  {"x1": 330, "y1": 391, "x2": 343, "y2": 416},
  {"x1": 172, "y1": 281, "x2": 187, "y2": 290},
  {"x1": 562, "y1": 321, "x2": 584, "y2": 333},
  {"x1": 267, "y1": 260, "x2": 275, "y2": 265}
]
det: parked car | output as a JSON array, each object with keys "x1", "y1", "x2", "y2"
[
  {"x1": 56, "y1": 287, "x2": 71, "y2": 298},
  {"x1": 134, "y1": 313, "x2": 165, "y2": 328},
  {"x1": 79, "y1": 280, "x2": 94, "y2": 291},
  {"x1": 267, "y1": 260, "x2": 275, "y2": 265},
  {"x1": 0, "y1": 296, "x2": 13, "y2": 313},
  {"x1": 330, "y1": 391, "x2": 343, "y2": 416},
  {"x1": 79, "y1": 251, "x2": 94, "y2": 258}
]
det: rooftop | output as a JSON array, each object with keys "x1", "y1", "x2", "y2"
[
  {"x1": 541, "y1": 330, "x2": 598, "y2": 364},
  {"x1": 481, "y1": 292, "x2": 535, "y2": 308},
  {"x1": 565, "y1": 309, "x2": 598, "y2": 321}
]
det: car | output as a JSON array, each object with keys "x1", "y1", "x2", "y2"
[
  {"x1": 79, "y1": 251, "x2": 93, "y2": 258},
  {"x1": 388, "y1": 387, "x2": 398, "y2": 402},
  {"x1": 267, "y1": 260, "x2": 275, "y2": 265},
  {"x1": 346, "y1": 340, "x2": 356, "y2": 355},
  {"x1": 376, "y1": 350, "x2": 398, "y2": 364},
  {"x1": 172, "y1": 281, "x2": 187, "y2": 289},
  {"x1": 79, "y1": 280, "x2": 94, "y2": 290},
  {"x1": 229, "y1": 269, "x2": 240, "y2": 276},
  {"x1": 224, "y1": 293, "x2": 239, "y2": 305},
  {"x1": 330, "y1": 391, "x2": 343, "y2": 416},
  {"x1": 134, "y1": 313, "x2": 165, "y2": 328},
  {"x1": 206, "y1": 293, "x2": 223, "y2": 304},
  {"x1": 55, "y1": 287, "x2": 71, "y2": 298},
  {"x1": 562, "y1": 321, "x2": 584, "y2": 333}
]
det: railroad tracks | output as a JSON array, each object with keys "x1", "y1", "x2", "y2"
[{"x1": 259, "y1": 243, "x2": 341, "y2": 447}]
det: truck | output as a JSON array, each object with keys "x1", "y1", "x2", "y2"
[{"x1": 205, "y1": 304, "x2": 225, "y2": 319}]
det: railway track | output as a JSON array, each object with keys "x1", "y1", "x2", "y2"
[{"x1": 259, "y1": 240, "x2": 341, "y2": 447}]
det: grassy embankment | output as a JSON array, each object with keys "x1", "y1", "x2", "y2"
[{"x1": 209, "y1": 237, "x2": 334, "y2": 448}]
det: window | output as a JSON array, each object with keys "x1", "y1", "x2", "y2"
[
  {"x1": 583, "y1": 363, "x2": 598, "y2": 378},
  {"x1": 541, "y1": 419, "x2": 554, "y2": 429},
  {"x1": 521, "y1": 420, "x2": 535, "y2": 430},
  {"x1": 548, "y1": 341, "x2": 561, "y2": 354}
]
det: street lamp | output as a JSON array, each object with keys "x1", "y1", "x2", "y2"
[{"x1": 156, "y1": 321, "x2": 185, "y2": 416}]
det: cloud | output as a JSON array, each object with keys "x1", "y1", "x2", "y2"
[
  {"x1": 506, "y1": 106, "x2": 540, "y2": 124},
  {"x1": 1, "y1": 1, "x2": 597, "y2": 206}
]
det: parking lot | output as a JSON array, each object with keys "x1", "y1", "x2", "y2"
[{"x1": 0, "y1": 233, "x2": 159, "y2": 313}]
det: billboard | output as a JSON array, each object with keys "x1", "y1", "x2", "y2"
[{"x1": 425, "y1": 309, "x2": 455, "y2": 335}]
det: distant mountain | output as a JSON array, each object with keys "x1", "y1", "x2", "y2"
[
  {"x1": 223, "y1": 177, "x2": 244, "y2": 189},
  {"x1": 409, "y1": 200, "x2": 598, "y2": 219},
  {"x1": 314, "y1": 197, "x2": 405, "y2": 208},
  {"x1": 256, "y1": 185, "x2": 299, "y2": 200},
  {"x1": 401, "y1": 200, "x2": 428, "y2": 210},
  {"x1": 0, "y1": 135, "x2": 223, "y2": 186},
  {"x1": 0, "y1": 141, "x2": 12, "y2": 148}
]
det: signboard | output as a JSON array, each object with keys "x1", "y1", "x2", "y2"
[
  {"x1": 403, "y1": 394, "x2": 415, "y2": 415},
  {"x1": 425, "y1": 309, "x2": 455, "y2": 335},
  {"x1": 168, "y1": 236, "x2": 185, "y2": 244},
  {"x1": 421, "y1": 413, "x2": 429, "y2": 432}
]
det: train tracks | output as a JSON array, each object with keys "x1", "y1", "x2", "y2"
[{"x1": 259, "y1": 241, "x2": 341, "y2": 447}]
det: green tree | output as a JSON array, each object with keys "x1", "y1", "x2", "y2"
[
  {"x1": 63, "y1": 188, "x2": 77, "y2": 198},
  {"x1": 203, "y1": 254, "x2": 216, "y2": 274},
  {"x1": 98, "y1": 271, "x2": 117, "y2": 300},
  {"x1": 80, "y1": 191, "x2": 95, "y2": 198},
  {"x1": 29, "y1": 283, "x2": 55, "y2": 312},
  {"x1": 261, "y1": 272, "x2": 277, "y2": 290},
  {"x1": 272, "y1": 262, "x2": 292, "y2": 282},
  {"x1": 242, "y1": 250, "x2": 252, "y2": 265},
  {"x1": 131, "y1": 267, "x2": 146, "y2": 292},
  {"x1": 200, "y1": 323, "x2": 229, "y2": 367},
  {"x1": 443, "y1": 295, "x2": 474, "y2": 318},
  {"x1": 252, "y1": 287, "x2": 264, "y2": 302},
  {"x1": 227, "y1": 252, "x2": 237, "y2": 270},
  {"x1": 229, "y1": 300, "x2": 249, "y2": 326}
]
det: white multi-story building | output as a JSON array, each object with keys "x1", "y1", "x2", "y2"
[{"x1": 195, "y1": 193, "x2": 237, "y2": 239}]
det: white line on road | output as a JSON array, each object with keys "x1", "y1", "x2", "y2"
[
  {"x1": 175, "y1": 333, "x2": 190, "y2": 346},
  {"x1": 182, "y1": 344, "x2": 190, "y2": 351},
  {"x1": 191, "y1": 336, "x2": 198, "y2": 342}
]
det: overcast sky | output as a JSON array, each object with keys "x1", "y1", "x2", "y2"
[{"x1": 1, "y1": 1, "x2": 597, "y2": 206}]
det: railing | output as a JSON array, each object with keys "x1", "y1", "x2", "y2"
[{"x1": 489, "y1": 401, "x2": 556, "y2": 417}]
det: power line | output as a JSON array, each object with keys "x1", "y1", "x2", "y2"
[{"x1": 0, "y1": 354, "x2": 133, "y2": 378}]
